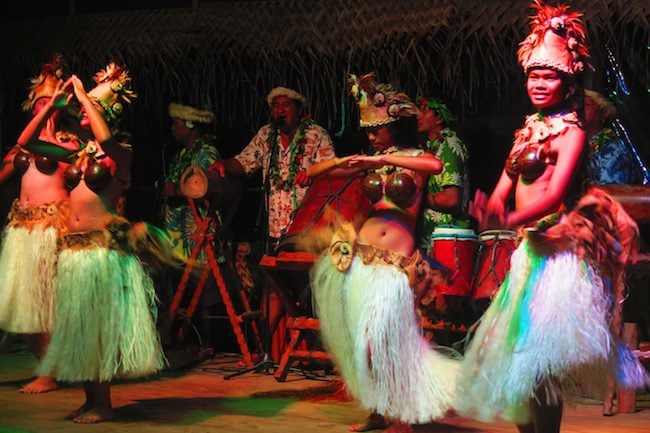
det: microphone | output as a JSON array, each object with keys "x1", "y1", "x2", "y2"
[{"x1": 271, "y1": 116, "x2": 286, "y2": 129}]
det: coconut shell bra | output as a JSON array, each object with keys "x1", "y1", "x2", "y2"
[
  {"x1": 360, "y1": 148, "x2": 422, "y2": 208},
  {"x1": 13, "y1": 148, "x2": 59, "y2": 176},
  {"x1": 14, "y1": 131, "x2": 81, "y2": 177},
  {"x1": 63, "y1": 140, "x2": 113, "y2": 193},
  {"x1": 505, "y1": 111, "x2": 580, "y2": 181},
  {"x1": 361, "y1": 169, "x2": 418, "y2": 208}
]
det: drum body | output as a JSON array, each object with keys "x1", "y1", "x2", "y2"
[
  {"x1": 277, "y1": 175, "x2": 372, "y2": 252},
  {"x1": 430, "y1": 227, "x2": 477, "y2": 296},
  {"x1": 471, "y1": 229, "x2": 518, "y2": 301}
]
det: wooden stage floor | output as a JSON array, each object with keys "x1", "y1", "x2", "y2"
[{"x1": 1, "y1": 349, "x2": 648, "y2": 433}]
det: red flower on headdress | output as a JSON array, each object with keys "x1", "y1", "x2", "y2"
[{"x1": 517, "y1": 0, "x2": 590, "y2": 75}]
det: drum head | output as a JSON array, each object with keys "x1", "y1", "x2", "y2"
[
  {"x1": 276, "y1": 175, "x2": 372, "y2": 253},
  {"x1": 179, "y1": 166, "x2": 243, "y2": 210},
  {"x1": 180, "y1": 166, "x2": 208, "y2": 199}
]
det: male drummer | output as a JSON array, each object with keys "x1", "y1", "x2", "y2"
[
  {"x1": 416, "y1": 97, "x2": 473, "y2": 327},
  {"x1": 208, "y1": 86, "x2": 335, "y2": 346},
  {"x1": 162, "y1": 103, "x2": 224, "y2": 352},
  {"x1": 163, "y1": 102, "x2": 221, "y2": 260},
  {"x1": 416, "y1": 96, "x2": 471, "y2": 251}
]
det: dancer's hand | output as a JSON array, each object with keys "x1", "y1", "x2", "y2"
[
  {"x1": 208, "y1": 161, "x2": 226, "y2": 177},
  {"x1": 50, "y1": 78, "x2": 74, "y2": 109}
]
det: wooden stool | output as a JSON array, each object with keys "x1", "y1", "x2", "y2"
[
  {"x1": 260, "y1": 251, "x2": 331, "y2": 382},
  {"x1": 274, "y1": 316, "x2": 330, "y2": 382}
]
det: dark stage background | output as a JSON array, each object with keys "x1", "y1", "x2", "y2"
[{"x1": 0, "y1": 0, "x2": 648, "y2": 241}]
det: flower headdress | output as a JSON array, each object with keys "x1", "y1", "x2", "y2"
[
  {"x1": 267, "y1": 86, "x2": 307, "y2": 108},
  {"x1": 87, "y1": 62, "x2": 137, "y2": 121},
  {"x1": 517, "y1": 0, "x2": 590, "y2": 76},
  {"x1": 168, "y1": 103, "x2": 215, "y2": 124},
  {"x1": 417, "y1": 96, "x2": 456, "y2": 125},
  {"x1": 22, "y1": 54, "x2": 66, "y2": 112},
  {"x1": 348, "y1": 73, "x2": 418, "y2": 128}
]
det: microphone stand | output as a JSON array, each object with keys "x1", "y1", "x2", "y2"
[
  {"x1": 154, "y1": 140, "x2": 169, "y2": 225},
  {"x1": 224, "y1": 117, "x2": 284, "y2": 379}
]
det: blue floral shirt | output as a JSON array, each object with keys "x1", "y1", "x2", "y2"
[
  {"x1": 164, "y1": 135, "x2": 221, "y2": 262},
  {"x1": 587, "y1": 127, "x2": 643, "y2": 185}
]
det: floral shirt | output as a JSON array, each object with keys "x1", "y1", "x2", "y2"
[
  {"x1": 235, "y1": 120, "x2": 335, "y2": 239},
  {"x1": 420, "y1": 128, "x2": 471, "y2": 251},
  {"x1": 164, "y1": 135, "x2": 221, "y2": 262},
  {"x1": 587, "y1": 127, "x2": 643, "y2": 185}
]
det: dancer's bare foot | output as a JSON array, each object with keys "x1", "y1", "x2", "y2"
[
  {"x1": 65, "y1": 402, "x2": 92, "y2": 420},
  {"x1": 20, "y1": 376, "x2": 58, "y2": 394},
  {"x1": 602, "y1": 398, "x2": 614, "y2": 416},
  {"x1": 349, "y1": 413, "x2": 389, "y2": 432},
  {"x1": 72, "y1": 407, "x2": 114, "y2": 424},
  {"x1": 384, "y1": 421, "x2": 413, "y2": 433}
]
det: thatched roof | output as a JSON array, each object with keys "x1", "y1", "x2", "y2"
[{"x1": 1, "y1": 0, "x2": 647, "y2": 133}]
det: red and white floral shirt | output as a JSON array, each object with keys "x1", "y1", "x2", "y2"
[{"x1": 235, "y1": 121, "x2": 335, "y2": 238}]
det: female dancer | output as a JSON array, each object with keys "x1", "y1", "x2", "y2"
[
  {"x1": 456, "y1": 2, "x2": 649, "y2": 432},
  {"x1": 37, "y1": 63, "x2": 172, "y2": 423},
  {"x1": 308, "y1": 73, "x2": 458, "y2": 433},
  {"x1": 0, "y1": 55, "x2": 79, "y2": 393}
]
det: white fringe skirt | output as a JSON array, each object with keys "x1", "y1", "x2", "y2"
[
  {"x1": 37, "y1": 232, "x2": 165, "y2": 382},
  {"x1": 0, "y1": 200, "x2": 68, "y2": 334},
  {"x1": 311, "y1": 253, "x2": 459, "y2": 424},
  {"x1": 454, "y1": 239, "x2": 649, "y2": 424}
]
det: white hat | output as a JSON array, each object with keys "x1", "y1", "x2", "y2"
[
  {"x1": 266, "y1": 86, "x2": 307, "y2": 107},
  {"x1": 168, "y1": 103, "x2": 215, "y2": 124}
]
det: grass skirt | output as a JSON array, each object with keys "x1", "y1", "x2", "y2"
[
  {"x1": 37, "y1": 240, "x2": 165, "y2": 382},
  {"x1": 0, "y1": 200, "x2": 68, "y2": 333},
  {"x1": 311, "y1": 253, "x2": 459, "y2": 424},
  {"x1": 454, "y1": 239, "x2": 649, "y2": 424}
]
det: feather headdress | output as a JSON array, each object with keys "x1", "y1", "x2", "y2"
[
  {"x1": 87, "y1": 62, "x2": 137, "y2": 121},
  {"x1": 517, "y1": 0, "x2": 590, "y2": 75},
  {"x1": 348, "y1": 73, "x2": 418, "y2": 128},
  {"x1": 22, "y1": 54, "x2": 66, "y2": 112}
]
